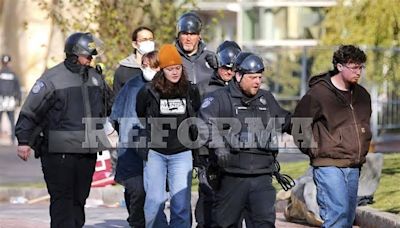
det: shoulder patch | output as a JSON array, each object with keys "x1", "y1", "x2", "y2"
[
  {"x1": 201, "y1": 97, "x2": 214, "y2": 109},
  {"x1": 259, "y1": 96, "x2": 266, "y2": 105},
  {"x1": 92, "y1": 76, "x2": 99, "y2": 86},
  {"x1": 31, "y1": 81, "x2": 45, "y2": 94}
]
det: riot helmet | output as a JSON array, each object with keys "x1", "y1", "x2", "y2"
[
  {"x1": 216, "y1": 41, "x2": 241, "y2": 68},
  {"x1": 64, "y1": 32, "x2": 103, "y2": 57},
  {"x1": 176, "y1": 12, "x2": 202, "y2": 34},
  {"x1": 234, "y1": 52, "x2": 264, "y2": 75}
]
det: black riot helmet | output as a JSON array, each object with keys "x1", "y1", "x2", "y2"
[
  {"x1": 176, "y1": 12, "x2": 202, "y2": 34},
  {"x1": 64, "y1": 32, "x2": 103, "y2": 57},
  {"x1": 234, "y1": 52, "x2": 264, "y2": 75},
  {"x1": 216, "y1": 41, "x2": 241, "y2": 68}
]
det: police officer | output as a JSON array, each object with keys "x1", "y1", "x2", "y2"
[
  {"x1": 195, "y1": 40, "x2": 242, "y2": 228},
  {"x1": 198, "y1": 52, "x2": 291, "y2": 227},
  {"x1": 175, "y1": 12, "x2": 217, "y2": 84},
  {"x1": 15, "y1": 32, "x2": 112, "y2": 228},
  {"x1": 197, "y1": 40, "x2": 241, "y2": 97}
]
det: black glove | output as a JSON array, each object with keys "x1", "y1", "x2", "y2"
[
  {"x1": 215, "y1": 148, "x2": 230, "y2": 168},
  {"x1": 205, "y1": 53, "x2": 218, "y2": 69},
  {"x1": 198, "y1": 166, "x2": 214, "y2": 195}
]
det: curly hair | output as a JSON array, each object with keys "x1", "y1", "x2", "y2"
[
  {"x1": 332, "y1": 45, "x2": 367, "y2": 68},
  {"x1": 151, "y1": 69, "x2": 189, "y2": 98}
]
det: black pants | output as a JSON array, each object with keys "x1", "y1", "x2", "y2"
[
  {"x1": 212, "y1": 174, "x2": 276, "y2": 228},
  {"x1": 120, "y1": 176, "x2": 145, "y2": 228},
  {"x1": 195, "y1": 176, "x2": 255, "y2": 228},
  {"x1": 41, "y1": 153, "x2": 97, "y2": 228},
  {"x1": 195, "y1": 186, "x2": 215, "y2": 228}
]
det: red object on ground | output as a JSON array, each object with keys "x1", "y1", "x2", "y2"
[{"x1": 92, "y1": 150, "x2": 115, "y2": 187}]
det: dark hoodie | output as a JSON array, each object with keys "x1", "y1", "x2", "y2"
[
  {"x1": 293, "y1": 72, "x2": 372, "y2": 167},
  {"x1": 0, "y1": 66, "x2": 21, "y2": 108},
  {"x1": 175, "y1": 40, "x2": 216, "y2": 84},
  {"x1": 113, "y1": 54, "x2": 142, "y2": 94}
]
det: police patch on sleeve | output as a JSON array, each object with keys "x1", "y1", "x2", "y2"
[
  {"x1": 201, "y1": 97, "x2": 214, "y2": 109},
  {"x1": 31, "y1": 81, "x2": 45, "y2": 94},
  {"x1": 259, "y1": 96, "x2": 266, "y2": 105}
]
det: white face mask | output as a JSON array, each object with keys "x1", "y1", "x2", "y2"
[
  {"x1": 142, "y1": 67, "x2": 157, "y2": 81},
  {"x1": 137, "y1": 41, "x2": 155, "y2": 54}
]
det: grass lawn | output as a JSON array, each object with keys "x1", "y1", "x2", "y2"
[
  {"x1": 274, "y1": 153, "x2": 400, "y2": 214},
  {"x1": 371, "y1": 153, "x2": 400, "y2": 214}
]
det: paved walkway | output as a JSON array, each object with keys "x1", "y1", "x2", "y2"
[{"x1": 0, "y1": 202, "x2": 315, "y2": 228}]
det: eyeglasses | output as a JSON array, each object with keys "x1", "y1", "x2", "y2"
[{"x1": 342, "y1": 64, "x2": 366, "y2": 73}]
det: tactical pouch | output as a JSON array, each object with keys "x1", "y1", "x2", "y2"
[{"x1": 207, "y1": 164, "x2": 222, "y2": 190}]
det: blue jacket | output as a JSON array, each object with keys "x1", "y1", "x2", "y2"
[{"x1": 110, "y1": 75, "x2": 147, "y2": 182}]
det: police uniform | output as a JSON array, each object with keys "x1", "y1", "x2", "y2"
[
  {"x1": 195, "y1": 40, "x2": 243, "y2": 228},
  {"x1": 15, "y1": 33, "x2": 111, "y2": 228},
  {"x1": 199, "y1": 76, "x2": 291, "y2": 228}
]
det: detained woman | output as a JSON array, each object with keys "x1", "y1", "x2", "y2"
[{"x1": 136, "y1": 44, "x2": 200, "y2": 228}]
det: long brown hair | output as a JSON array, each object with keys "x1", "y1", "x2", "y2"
[{"x1": 151, "y1": 67, "x2": 189, "y2": 98}]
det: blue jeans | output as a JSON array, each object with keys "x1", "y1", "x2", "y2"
[
  {"x1": 313, "y1": 167, "x2": 360, "y2": 228},
  {"x1": 143, "y1": 150, "x2": 193, "y2": 228}
]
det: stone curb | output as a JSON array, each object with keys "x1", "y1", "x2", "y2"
[
  {"x1": 355, "y1": 206, "x2": 400, "y2": 228},
  {"x1": 276, "y1": 199, "x2": 400, "y2": 228}
]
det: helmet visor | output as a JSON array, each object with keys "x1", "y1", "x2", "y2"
[
  {"x1": 90, "y1": 35, "x2": 104, "y2": 56},
  {"x1": 74, "y1": 34, "x2": 104, "y2": 57}
]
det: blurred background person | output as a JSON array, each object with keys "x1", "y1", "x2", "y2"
[{"x1": 0, "y1": 54, "x2": 21, "y2": 145}]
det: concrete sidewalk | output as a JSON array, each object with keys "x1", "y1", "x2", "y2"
[
  {"x1": 0, "y1": 190, "x2": 314, "y2": 228},
  {"x1": 2, "y1": 186, "x2": 399, "y2": 227},
  {"x1": 0, "y1": 204, "x2": 313, "y2": 228}
]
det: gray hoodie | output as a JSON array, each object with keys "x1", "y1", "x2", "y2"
[{"x1": 175, "y1": 40, "x2": 216, "y2": 84}]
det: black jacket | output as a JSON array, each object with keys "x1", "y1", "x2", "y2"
[
  {"x1": 197, "y1": 71, "x2": 229, "y2": 98},
  {"x1": 16, "y1": 63, "x2": 112, "y2": 154},
  {"x1": 199, "y1": 81, "x2": 291, "y2": 174},
  {"x1": 113, "y1": 54, "x2": 142, "y2": 95},
  {"x1": 293, "y1": 72, "x2": 372, "y2": 167},
  {"x1": 0, "y1": 66, "x2": 21, "y2": 111},
  {"x1": 136, "y1": 83, "x2": 201, "y2": 155}
]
